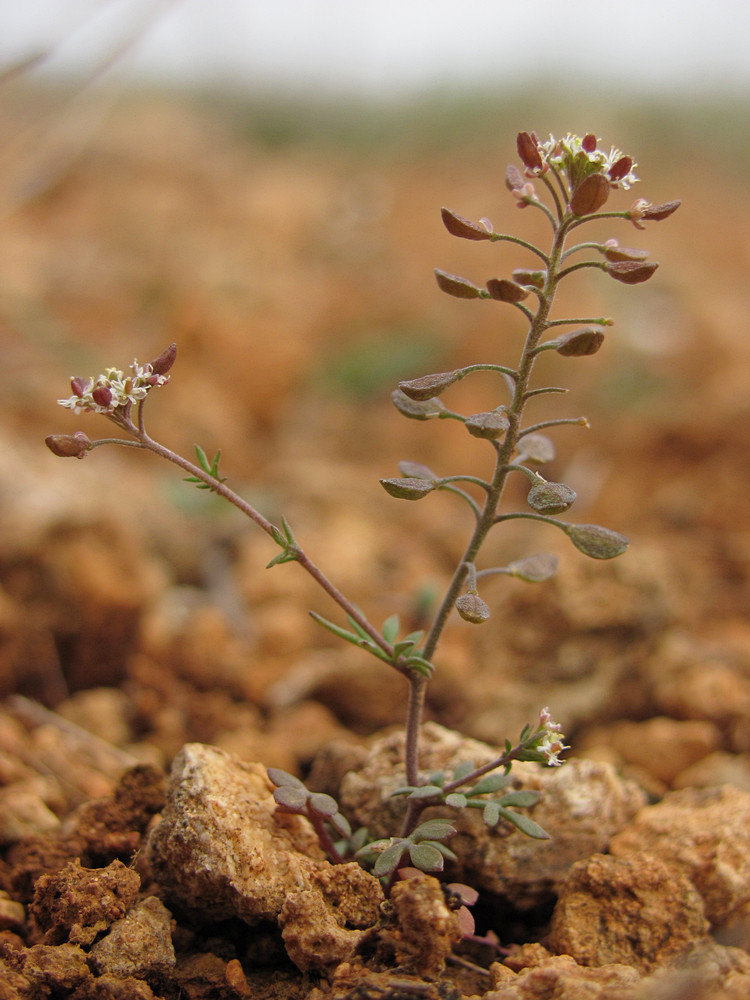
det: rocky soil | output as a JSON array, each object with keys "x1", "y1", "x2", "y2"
[{"x1": 0, "y1": 91, "x2": 749, "y2": 998}]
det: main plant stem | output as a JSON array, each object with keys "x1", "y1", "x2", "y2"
[{"x1": 401, "y1": 215, "x2": 572, "y2": 799}]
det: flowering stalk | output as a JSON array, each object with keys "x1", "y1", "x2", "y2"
[{"x1": 46, "y1": 130, "x2": 678, "y2": 877}]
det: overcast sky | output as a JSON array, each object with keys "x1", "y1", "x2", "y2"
[{"x1": 2, "y1": 0, "x2": 749, "y2": 98}]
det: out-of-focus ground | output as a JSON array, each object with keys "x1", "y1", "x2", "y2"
[{"x1": 0, "y1": 85, "x2": 749, "y2": 794}]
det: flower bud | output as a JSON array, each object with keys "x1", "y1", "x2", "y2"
[
  {"x1": 570, "y1": 173, "x2": 610, "y2": 216},
  {"x1": 505, "y1": 163, "x2": 525, "y2": 191},
  {"x1": 45, "y1": 431, "x2": 91, "y2": 459},
  {"x1": 455, "y1": 593, "x2": 491, "y2": 624},
  {"x1": 512, "y1": 268, "x2": 546, "y2": 289},
  {"x1": 434, "y1": 269, "x2": 484, "y2": 299},
  {"x1": 70, "y1": 376, "x2": 89, "y2": 398},
  {"x1": 582, "y1": 133, "x2": 597, "y2": 153},
  {"x1": 380, "y1": 477, "x2": 436, "y2": 501},
  {"x1": 605, "y1": 260, "x2": 659, "y2": 285},
  {"x1": 516, "y1": 131, "x2": 543, "y2": 172},
  {"x1": 391, "y1": 389, "x2": 446, "y2": 421},
  {"x1": 441, "y1": 207, "x2": 493, "y2": 241},
  {"x1": 465, "y1": 409, "x2": 510, "y2": 440},
  {"x1": 516, "y1": 434, "x2": 555, "y2": 464},
  {"x1": 91, "y1": 385, "x2": 113, "y2": 408},
  {"x1": 608, "y1": 155, "x2": 633, "y2": 183},
  {"x1": 507, "y1": 552, "x2": 559, "y2": 583},
  {"x1": 527, "y1": 480, "x2": 577, "y2": 515},
  {"x1": 566, "y1": 523, "x2": 629, "y2": 560},
  {"x1": 150, "y1": 342, "x2": 177, "y2": 375},
  {"x1": 485, "y1": 278, "x2": 529, "y2": 303},
  {"x1": 399, "y1": 370, "x2": 462, "y2": 401},
  {"x1": 603, "y1": 243, "x2": 650, "y2": 263},
  {"x1": 556, "y1": 326, "x2": 605, "y2": 357}
]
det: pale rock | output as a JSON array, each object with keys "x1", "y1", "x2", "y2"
[
  {"x1": 88, "y1": 896, "x2": 175, "y2": 978},
  {"x1": 147, "y1": 743, "x2": 383, "y2": 973},
  {"x1": 484, "y1": 954, "x2": 641, "y2": 999},
  {"x1": 338, "y1": 722, "x2": 646, "y2": 908},
  {"x1": 547, "y1": 853, "x2": 709, "y2": 972},
  {"x1": 673, "y1": 751, "x2": 750, "y2": 792},
  {"x1": 610, "y1": 785, "x2": 750, "y2": 926}
]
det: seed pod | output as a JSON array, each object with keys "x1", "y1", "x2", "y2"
[
  {"x1": 566, "y1": 523, "x2": 629, "y2": 559},
  {"x1": 603, "y1": 245, "x2": 650, "y2": 263},
  {"x1": 149, "y1": 342, "x2": 177, "y2": 375},
  {"x1": 570, "y1": 173, "x2": 610, "y2": 216},
  {"x1": 398, "y1": 460, "x2": 438, "y2": 481},
  {"x1": 516, "y1": 434, "x2": 555, "y2": 464},
  {"x1": 556, "y1": 327, "x2": 605, "y2": 357},
  {"x1": 391, "y1": 389, "x2": 446, "y2": 421},
  {"x1": 380, "y1": 477, "x2": 436, "y2": 501},
  {"x1": 465, "y1": 409, "x2": 510, "y2": 440},
  {"x1": 399, "y1": 370, "x2": 462, "y2": 401},
  {"x1": 45, "y1": 432, "x2": 92, "y2": 459},
  {"x1": 642, "y1": 199, "x2": 681, "y2": 222},
  {"x1": 527, "y1": 481, "x2": 577, "y2": 515},
  {"x1": 516, "y1": 131, "x2": 543, "y2": 172},
  {"x1": 434, "y1": 269, "x2": 484, "y2": 299},
  {"x1": 455, "y1": 593, "x2": 491, "y2": 624},
  {"x1": 507, "y1": 552, "x2": 559, "y2": 583},
  {"x1": 512, "y1": 268, "x2": 546, "y2": 289},
  {"x1": 605, "y1": 260, "x2": 659, "y2": 285},
  {"x1": 441, "y1": 207, "x2": 493, "y2": 241},
  {"x1": 486, "y1": 278, "x2": 529, "y2": 303}
]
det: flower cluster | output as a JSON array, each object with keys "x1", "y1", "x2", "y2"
[
  {"x1": 58, "y1": 362, "x2": 168, "y2": 416},
  {"x1": 57, "y1": 344, "x2": 177, "y2": 417},
  {"x1": 520, "y1": 708, "x2": 570, "y2": 767},
  {"x1": 518, "y1": 131, "x2": 639, "y2": 191}
]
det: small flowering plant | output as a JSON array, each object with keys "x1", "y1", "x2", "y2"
[{"x1": 46, "y1": 131, "x2": 677, "y2": 887}]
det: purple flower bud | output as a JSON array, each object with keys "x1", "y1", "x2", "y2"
[
  {"x1": 149, "y1": 342, "x2": 177, "y2": 375},
  {"x1": 582, "y1": 134, "x2": 597, "y2": 153},
  {"x1": 641, "y1": 200, "x2": 681, "y2": 222},
  {"x1": 516, "y1": 131, "x2": 544, "y2": 172},
  {"x1": 91, "y1": 385, "x2": 113, "y2": 408},
  {"x1": 505, "y1": 164, "x2": 525, "y2": 192},
  {"x1": 608, "y1": 155, "x2": 633, "y2": 182},
  {"x1": 70, "y1": 377, "x2": 88, "y2": 398}
]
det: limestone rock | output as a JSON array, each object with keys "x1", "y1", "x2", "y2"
[
  {"x1": 547, "y1": 853, "x2": 710, "y2": 972},
  {"x1": 147, "y1": 742, "x2": 383, "y2": 973},
  {"x1": 88, "y1": 896, "x2": 176, "y2": 979},
  {"x1": 484, "y1": 954, "x2": 641, "y2": 999},
  {"x1": 338, "y1": 722, "x2": 646, "y2": 907},
  {"x1": 610, "y1": 785, "x2": 750, "y2": 926}
]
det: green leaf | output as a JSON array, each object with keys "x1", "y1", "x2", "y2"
[
  {"x1": 308, "y1": 612, "x2": 360, "y2": 646},
  {"x1": 408, "y1": 843, "x2": 445, "y2": 873},
  {"x1": 308, "y1": 792, "x2": 340, "y2": 817},
  {"x1": 374, "y1": 842, "x2": 407, "y2": 878},
  {"x1": 428, "y1": 770, "x2": 446, "y2": 786},
  {"x1": 408, "y1": 784, "x2": 443, "y2": 800},
  {"x1": 391, "y1": 785, "x2": 418, "y2": 797},
  {"x1": 273, "y1": 786, "x2": 307, "y2": 810},
  {"x1": 469, "y1": 773, "x2": 513, "y2": 796},
  {"x1": 402, "y1": 654, "x2": 434, "y2": 676},
  {"x1": 498, "y1": 808, "x2": 550, "y2": 840},
  {"x1": 483, "y1": 802, "x2": 501, "y2": 827},
  {"x1": 330, "y1": 812, "x2": 352, "y2": 839},
  {"x1": 393, "y1": 638, "x2": 419, "y2": 657},
  {"x1": 452, "y1": 760, "x2": 476, "y2": 781},
  {"x1": 266, "y1": 548, "x2": 300, "y2": 568},
  {"x1": 194, "y1": 443, "x2": 211, "y2": 472},
  {"x1": 499, "y1": 790, "x2": 541, "y2": 809},
  {"x1": 382, "y1": 614, "x2": 400, "y2": 644},
  {"x1": 267, "y1": 767, "x2": 305, "y2": 789},
  {"x1": 411, "y1": 819, "x2": 456, "y2": 842},
  {"x1": 403, "y1": 630, "x2": 425, "y2": 646},
  {"x1": 346, "y1": 615, "x2": 373, "y2": 641},
  {"x1": 445, "y1": 792, "x2": 468, "y2": 809}
]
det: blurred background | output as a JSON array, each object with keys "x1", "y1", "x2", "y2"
[{"x1": 0, "y1": 1, "x2": 748, "y2": 786}]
